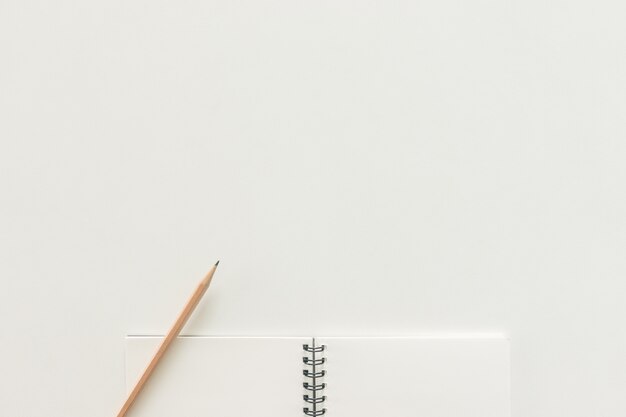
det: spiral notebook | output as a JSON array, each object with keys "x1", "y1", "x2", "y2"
[{"x1": 125, "y1": 335, "x2": 510, "y2": 417}]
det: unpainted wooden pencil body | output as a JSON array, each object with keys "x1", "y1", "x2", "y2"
[{"x1": 116, "y1": 262, "x2": 219, "y2": 417}]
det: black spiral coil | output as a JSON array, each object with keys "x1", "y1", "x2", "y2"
[{"x1": 302, "y1": 340, "x2": 326, "y2": 416}]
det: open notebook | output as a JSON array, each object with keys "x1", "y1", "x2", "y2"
[{"x1": 125, "y1": 335, "x2": 510, "y2": 417}]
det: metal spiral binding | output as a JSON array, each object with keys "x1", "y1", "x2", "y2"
[{"x1": 302, "y1": 339, "x2": 326, "y2": 416}]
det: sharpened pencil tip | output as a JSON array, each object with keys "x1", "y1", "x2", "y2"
[{"x1": 215, "y1": 260, "x2": 220, "y2": 266}]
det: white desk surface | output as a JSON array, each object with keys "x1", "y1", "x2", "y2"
[{"x1": 1, "y1": 1, "x2": 626, "y2": 416}]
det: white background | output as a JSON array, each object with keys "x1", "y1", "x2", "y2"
[{"x1": 1, "y1": 1, "x2": 625, "y2": 416}]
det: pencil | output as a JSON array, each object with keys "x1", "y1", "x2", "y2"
[{"x1": 115, "y1": 261, "x2": 220, "y2": 417}]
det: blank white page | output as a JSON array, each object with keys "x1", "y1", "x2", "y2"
[
  {"x1": 125, "y1": 336, "x2": 307, "y2": 417},
  {"x1": 126, "y1": 335, "x2": 510, "y2": 417},
  {"x1": 317, "y1": 336, "x2": 510, "y2": 417}
]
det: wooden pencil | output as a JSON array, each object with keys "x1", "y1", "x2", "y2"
[{"x1": 115, "y1": 261, "x2": 220, "y2": 417}]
